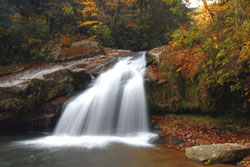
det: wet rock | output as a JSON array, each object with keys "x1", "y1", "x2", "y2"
[
  {"x1": 0, "y1": 98, "x2": 25, "y2": 120},
  {"x1": 185, "y1": 143, "x2": 250, "y2": 164},
  {"x1": 0, "y1": 86, "x2": 24, "y2": 101},
  {"x1": 0, "y1": 41, "x2": 132, "y2": 132},
  {"x1": 0, "y1": 68, "x2": 90, "y2": 123},
  {"x1": 43, "y1": 69, "x2": 74, "y2": 101},
  {"x1": 153, "y1": 134, "x2": 169, "y2": 144},
  {"x1": 71, "y1": 68, "x2": 91, "y2": 90}
]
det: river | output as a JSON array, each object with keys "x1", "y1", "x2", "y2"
[{"x1": 0, "y1": 133, "x2": 235, "y2": 167}]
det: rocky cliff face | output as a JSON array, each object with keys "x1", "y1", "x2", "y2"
[
  {"x1": 0, "y1": 40, "x2": 132, "y2": 132},
  {"x1": 145, "y1": 45, "x2": 204, "y2": 114},
  {"x1": 146, "y1": 45, "x2": 249, "y2": 116}
]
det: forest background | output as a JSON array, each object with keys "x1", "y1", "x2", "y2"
[{"x1": 0, "y1": 0, "x2": 249, "y2": 116}]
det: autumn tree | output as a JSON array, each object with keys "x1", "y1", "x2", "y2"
[
  {"x1": 169, "y1": 0, "x2": 250, "y2": 114},
  {"x1": 0, "y1": 0, "x2": 84, "y2": 65},
  {"x1": 77, "y1": 0, "x2": 190, "y2": 50}
]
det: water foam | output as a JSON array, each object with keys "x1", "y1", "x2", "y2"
[
  {"x1": 54, "y1": 52, "x2": 149, "y2": 136},
  {"x1": 14, "y1": 133, "x2": 157, "y2": 149},
  {"x1": 15, "y1": 52, "x2": 157, "y2": 148}
]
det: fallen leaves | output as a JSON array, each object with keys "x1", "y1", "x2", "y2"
[
  {"x1": 237, "y1": 155, "x2": 250, "y2": 167},
  {"x1": 152, "y1": 116, "x2": 250, "y2": 152}
]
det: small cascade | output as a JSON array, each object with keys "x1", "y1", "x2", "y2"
[
  {"x1": 44, "y1": 117, "x2": 51, "y2": 132},
  {"x1": 54, "y1": 52, "x2": 149, "y2": 136},
  {"x1": 28, "y1": 117, "x2": 52, "y2": 133}
]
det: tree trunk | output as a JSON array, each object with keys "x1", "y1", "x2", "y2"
[{"x1": 112, "y1": 0, "x2": 119, "y2": 27}]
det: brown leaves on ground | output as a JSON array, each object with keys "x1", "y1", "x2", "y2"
[
  {"x1": 237, "y1": 156, "x2": 250, "y2": 167},
  {"x1": 152, "y1": 116, "x2": 250, "y2": 151}
]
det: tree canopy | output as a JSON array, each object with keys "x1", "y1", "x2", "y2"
[{"x1": 0, "y1": 0, "x2": 189, "y2": 65}]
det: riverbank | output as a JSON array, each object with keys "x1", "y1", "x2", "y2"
[
  {"x1": 152, "y1": 114, "x2": 250, "y2": 165},
  {"x1": 0, "y1": 133, "x2": 235, "y2": 167}
]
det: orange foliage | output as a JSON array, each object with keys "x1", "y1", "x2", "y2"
[
  {"x1": 28, "y1": 38, "x2": 36, "y2": 46},
  {"x1": 60, "y1": 37, "x2": 72, "y2": 46},
  {"x1": 171, "y1": 47, "x2": 204, "y2": 80},
  {"x1": 242, "y1": 88, "x2": 250, "y2": 103},
  {"x1": 76, "y1": 32, "x2": 81, "y2": 41}
]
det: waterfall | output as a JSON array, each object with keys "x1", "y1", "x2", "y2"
[{"x1": 54, "y1": 52, "x2": 149, "y2": 136}]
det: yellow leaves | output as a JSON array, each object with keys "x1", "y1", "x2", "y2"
[
  {"x1": 80, "y1": 0, "x2": 96, "y2": 7},
  {"x1": 176, "y1": 67, "x2": 183, "y2": 72},
  {"x1": 89, "y1": 35, "x2": 97, "y2": 39},
  {"x1": 79, "y1": 20, "x2": 98, "y2": 26},
  {"x1": 62, "y1": 6, "x2": 74, "y2": 16},
  {"x1": 120, "y1": 0, "x2": 136, "y2": 3},
  {"x1": 28, "y1": 14, "x2": 36, "y2": 22},
  {"x1": 78, "y1": 0, "x2": 113, "y2": 32},
  {"x1": 125, "y1": 22, "x2": 136, "y2": 28},
  {"x1": 92, "y1": 25, "x2": 98, "y2": 30},
  {"x1": 172, "y1": 42, "x2": 177, "y2": 47},
  {"x1": 81, "y1": 7, "x2": 96, "y2": 17},
  {"x1": 10, "y1": 12, "x2": 23, "y2": 23},
  {"x1": 106, "y1": 1, "x2": 117, "y2": 7},
  {"x1": 78, "y1": 0, "x2": 105, "y2": 29},
  {"x1": 80, "y1": 0, "x2": 99, "y2": 17},
  {"x1": 78, "y1": 20, "x2": 101, "y2": 30}
]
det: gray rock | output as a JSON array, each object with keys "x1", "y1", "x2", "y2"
[{"x1": 185, "y1": 143, "x2": 250, "y2": 163}]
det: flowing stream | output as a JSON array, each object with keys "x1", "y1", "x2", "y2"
[{"x1": 0, "y1": 52, "x2": 235, "y2": 167}]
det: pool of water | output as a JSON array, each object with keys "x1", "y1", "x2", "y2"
[{"x1": 0, "y1": 133, "x2": 235, "y2": 167}]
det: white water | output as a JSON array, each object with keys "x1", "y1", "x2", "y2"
[
  {"x1": 14, "y1": 132, "x2": 156, "y2": 148},
  {"x1": 54, "y1": 52, "x2": 149, "y2": 136},
  {"x1": 15, "y1": 52, "x2": 157, "y2": 148}
]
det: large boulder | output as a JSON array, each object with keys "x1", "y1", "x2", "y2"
[
  {"x1": 185, "y1": 143, "x2": 250, "y2": 164},
  {"x1": 0, "y1": 68, "x2": 91, "y2": 120},
  {"x1": 51, "y1": 40, "x2": 105, "y2": 61}
]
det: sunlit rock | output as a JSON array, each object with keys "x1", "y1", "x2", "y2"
[{"x1": 186, "y1": 143, "x2": 250, "y2": 164}]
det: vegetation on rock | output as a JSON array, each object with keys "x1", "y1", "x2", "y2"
[{"x1": 147, "y1": 0, "x2": 250, "y2": 116}]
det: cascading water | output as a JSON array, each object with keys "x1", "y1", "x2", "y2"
[
  {"x1": 54, "y1": 52, "x2": 149, "y2": 136},
  {"x1": 15, "y1": 52, "x2": 156, "y2": 148}
]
